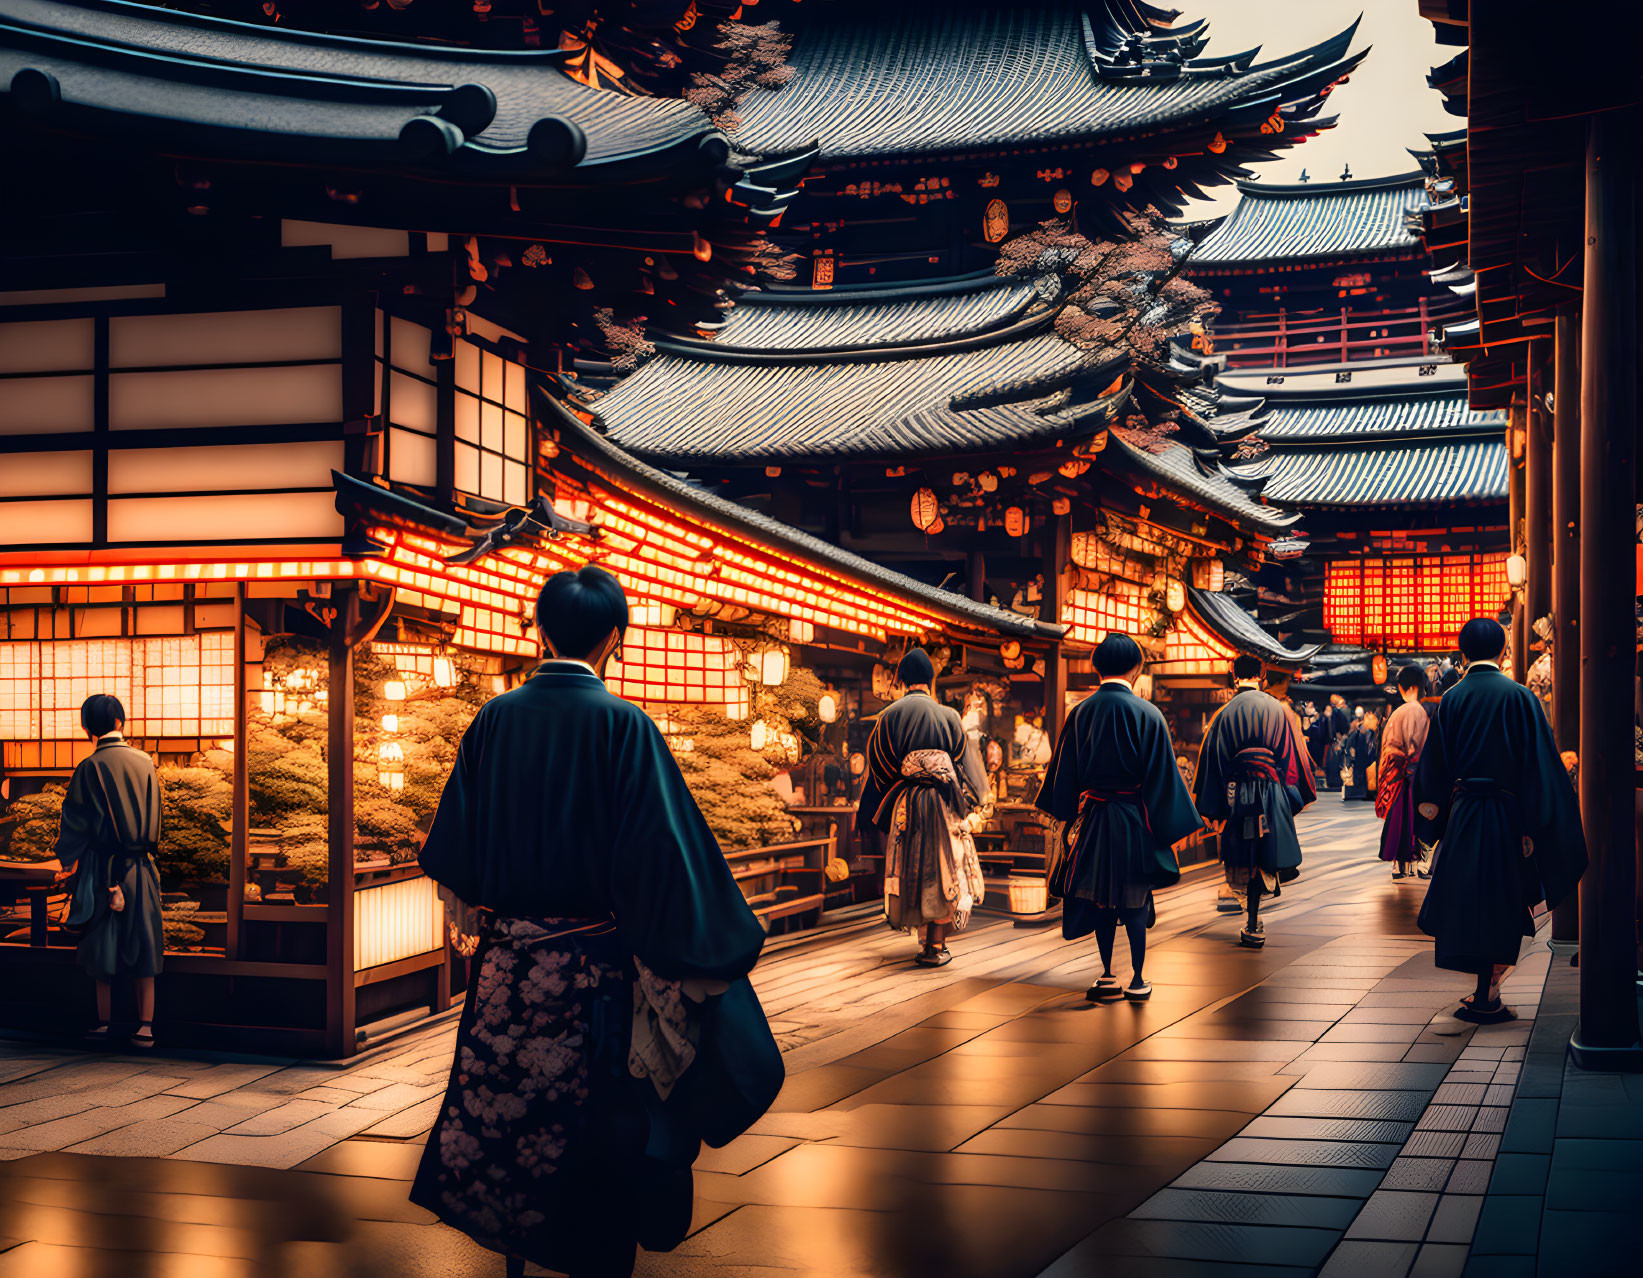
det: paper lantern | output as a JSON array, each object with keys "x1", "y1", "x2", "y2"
[
  {"x1": 750, "y1": 719, "x2": 769, "y2": 751},
  {"x1": 432, "y1": 657, "x2": 455, "y2": 688},
  {"x1": 380, "y1": 713, "x2": 399, "y2": 733},
  {"x1": 818, "y1": 692, "x2": 838, "y2": 724},
  {"x1": 978, "y1": 472, "x2": 999, "y2": 493},
  {"x1": 1005, "y1": 507, "x2": 1029, "y2": 538},
  {"x1": 927, "y1": 518, "x2": 946, "y2": 536},
  {"x1": 1091, "y1": 430, "x2": 1109, "y2": 453},
  {"x1": 1052, "y1": 497, "x2": 1071, "y2": 516},
  {"x1": 766, "y1": 466, "x2": 782, "y2": 478},
  {"x1": 1090, "y1": 168, "x2": 1110, "y2": 186},
  {"x1": 757, "y1": 647, "x2": 789, "y2": 686},
  {"x1": 379, "y1": 742, "x2": 404, "y2": 763},
  {"x1": 910, "y1": 487, "x2": 940, "y2": 531},
  {"x1": 983, "y1": 199, "x2": 1009, "y2": 243},
  {"x1": 382, "y1": 679, "x2": 407, "y2": 702},
  {"x1": 849, "y1": 752, "x2": 866, "y2": 776},
  {"x1": 1505, "y1": 553, "x2": 1527, "y2": 589},
  {"x1": 1372, "y1": 654, "x2": 1389, "y2": 685},
  {"x1": 1165, "y1": 579, "x2": 1186, "y2": 613},
  {"x1": 1001, "y1": 640, "x2": 1022, "y2": 662},
  {"x1": 1052, "y1": 189, "x2": 1073, "y2": 213}
]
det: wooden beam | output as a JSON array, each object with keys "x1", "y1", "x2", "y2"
[
  {"x1": 1550, "y1": 308, "x2": 1581, "y2": 945},
  {"x1": 1572, "y1": 109, "x2": 1642, "y2": 1066},
  {"x1": 1506, "y1": 402, "x2": 1527, "y2": 682},
  {"x1": 1524, "y1": 340, "x2": 1553, "y2": 638},
  {"x1": 1040, "y1": 515, "x2": 1070, "y2": 744},
  {"x1": 226, "y1": 584, "x2": 248, "y2": 960},
  {"x1": 325, "y1": 590, "x2": 358, "y2": 1059}
]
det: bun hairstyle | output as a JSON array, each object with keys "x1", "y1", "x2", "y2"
[
  {"x1": 535, "y1": 565, "x2": 629, "y2": 661},
  {"x1": 80, "y1": 694, "x2": 126, "y2": 737}
]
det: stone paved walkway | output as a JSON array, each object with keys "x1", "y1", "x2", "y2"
[{"x1": 0, "y1": 799, "x2": 1622, "y2": 1278}]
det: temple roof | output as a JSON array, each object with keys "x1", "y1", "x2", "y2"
[
  {"x1": 1253, "y1": 389, "x2": 1506, "y2": 443},
  {"x1": 0, "y1": 0, "x2": 730, "y2": 176},
  {"x1": 1187, "y1": 171, "x2": 1436, "y2": 269},
  {"x1": 1249, "y1": 437, "x2": 1506, "y2": 508},
  {"x1": 731, "y1": 2, "x2": 1362, "y2": 163},
  {"x1": 1106, "y1": 434, "x2": 1300, "y2": 533},
  {"x1": 1188, "y1": 586, "x2": 1322, "y2": 666}
]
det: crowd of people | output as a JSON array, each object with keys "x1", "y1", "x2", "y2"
[{"x1": 43, "y1": 565, "x2": 1587, "y2": 1278}]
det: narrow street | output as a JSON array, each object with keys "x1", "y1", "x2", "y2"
[{"x1": 0, "y1": 798, "x2": 1602, "y2": 1277}]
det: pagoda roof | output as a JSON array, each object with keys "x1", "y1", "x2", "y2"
[
  {"x1": 0, "y1": 0, "x2": 732, "y2": 177},
  {"x1": 1188, "y1": 171, "x2": 1436, "y2": 269},
  {"x1": 1105, "y1": 433, "x2": 1300, "y2": 533},
  {"x1": 583, "y1": 278, "x2": 1131, "y2": 465},
  {"x1": 1250, "y1": 437, "x2": 1506, "y2": 509},
  {"x1": 1188, "y1": 586, "x2": 1322, "y2": 666},
  {"x1": 1253, "y1": 389, "x2": 1506, "y2": 444},
  {"x1": 730, "y1": 2, "x2": 1363, "y2": 163}
]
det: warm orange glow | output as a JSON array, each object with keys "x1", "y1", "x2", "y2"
[
  {"x1": 1151, "y1": 610, "x2": 1238, "y2": 677},
  {"x1": 983, "y1": 199, "x2": 1009, "y2": 243},
  {"x1": 1325, "y1": 554, "x2": 1510, "y2": 651}
]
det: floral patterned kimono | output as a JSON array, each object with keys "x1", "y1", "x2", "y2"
[{"x1": 880, "y1": 750, "x2": 986, "y2": 932}]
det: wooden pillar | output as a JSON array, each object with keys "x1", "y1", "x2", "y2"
[
  {"x1": 1524, "y1": 341, "x2": 1553, "y2": 644},
  {"x1": 226, "y1": 584, "x2": 248, "y2": 960},
  {"x1": 325, "y1": 598, "x2": 357, "y2": 1059},
  {"x1": 1040, "y1": 516, "x2": 1070, "y2": 744},
  {"x1": 1507, "y1": 405, "x2": 1527, "y2": 681},
  {"x1": 1572, "y1": 109, "x2": 1642, "y2": 1067},
  {"x1": 1551, "y1": 308, "x2": 1582, "y2": 946},
  {"x1": 967, "y1": 550, "x2": 987, "y2": 604}
]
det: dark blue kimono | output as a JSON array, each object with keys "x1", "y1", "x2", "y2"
[
  {"x1": 1036, "y1": 682, "x2": 1204, "y2": 938},
  {"x1": 412, "y1": 663, "x2": 778, "y2": 1276},
  {"x1": 1194, "y1": 688, "x2": 1316, "y2": 891},
  {"x1": 1415, "y1": 663, "x2": 1586, "y2": 972}
]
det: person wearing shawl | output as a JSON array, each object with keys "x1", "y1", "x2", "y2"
[
  {"x1": 1377, "y1": 666, "x2": 1431, "y2": 881},
  {"x1": 1194, "y1": 655, "x2": 1318, "y2": 948},
  {"x1": 413, "y1": 566, "x2": 781, "y2": 1278},
  {"x1": 1036, "y1": 634, "x2": 1203, "y2": 1001},
  {"x1": 1415, "y1": 618, "x2": 1586, "y2": 1024},
  {"x1": 855, "y1": 648, "x2": 988, "y2": 968}
]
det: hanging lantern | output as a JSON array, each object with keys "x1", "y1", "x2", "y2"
[
  {"x1": 380, "y1": 713, "x2": 399, "y2": 734},
  {"x1": 1052, "y1": 188, "x2": 1073, "y2": 214},
  {"x1": 1208, "y1": 132, "x2": 1228, "y2": 154},
  {"x1": 1052, "y1": 496, "x2": 1071, "y2": 516},
  {"x1": 692, "y1": 234, "x2": 713, "y2": 262},
  {"x1": 766, "y1": 466, "x2": 782, "y2": 478},
  {"x1": 432, "y1": 656, "x2": 455, "y2": 688},
  {"x1": 910, "y1": 487, "x2": 940, "y2": 531},
  {"x1": 1505, "y1": 552, "x2": 1527, "y2": 588},
  {"x1": 379, "y1": 742, "x2": 404, "y2": 763},
  {"x1": 1163, "y1": 156, "x2": 1179, "y2": 170},
  {"x1": 758, "y1": 647, "x2": 789, "y2": 686},
  {"x1": 1005, "y1": 507, "x2": 1029, "y2": 538},
  {"x1": 750, "y1": 719, "x2": 769, "y2": 751},
  {"x1": 1165, "y1": 578, "x2": 1186, "y2": 613},
  {"x1": 952, "y1": 471, "x2": 971, "y2": 487},
  {"x1": 818, "y1": 692, "x2": 838, "y2": 724},
  {"x1": 1114, "y1": 172, "x2": 1133, "y2": 193},
  {"x1": 1090, "y1": 168, "x2": 1110, "y2": 187},
  {"x1": 1372, "y1": 654, "x2": 1389, "y2": 685},
  {"x1": 1001, "y1": 640, "x2": 1022, "y2": 662},
  {"x1": 572, "y1": 267, "x2": 595, "y2": 290},
  {"x1": 849, "y1": 752, "x2": 866, "y2": 776},
  {"x1": 983, "y1": 198, "x2": 1010, "y2": 243},
  {"x1": 382, "y1": 679, "x2": 407, "y2": 702},
  {"x1": 978, "y1": 471, "x2": 999, "y2": 493},
  {"x1": 811, "y1": 253, "x2": 834, "y2": 289}
]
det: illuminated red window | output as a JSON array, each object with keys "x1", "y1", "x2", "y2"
[{"x1": 1325, "y1": 554, "x2": 1510, "y2": 649}]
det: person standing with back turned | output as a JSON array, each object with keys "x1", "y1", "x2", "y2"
[
  {"x1": 1194, "y1": 655, "x2": 1317, "y2": 948},
  {"x1": 1415, "y1": 618, "x2": 1585, "y2": 1022},
  {"x1": 1037, "y1": 634, "x2": 1203, "y2": 1001}
]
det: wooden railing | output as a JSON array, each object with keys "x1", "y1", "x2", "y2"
[{"x1": 1208, "y1": 298, "x2": 1469, "y2": 369}]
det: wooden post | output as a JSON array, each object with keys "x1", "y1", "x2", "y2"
[
  {"x1": 1524, "y1": 341, "x2": 1553, "y2": 672},
  {"x1": 967, "y1": 550, "x2": 986, "y2": 604},
  {"x1": 1571, "y1": 109, "x2": 1642, "y2": 1068},
  {"x1": 1040, "y1": 516, "x2": 1070, "y2": 744},
  {"x1": 1507, "y1": 403, "x2": 1527, "y2": 681},
  {"x1": 325, "y1": 595, "x2": 358, "y2": 1059},
  {"x1": 226, "y1": 584, "x2": 248, "y2": 960},
  {"x1": 1551, "y1": 308, "x2": 1582, "y2": 946}
]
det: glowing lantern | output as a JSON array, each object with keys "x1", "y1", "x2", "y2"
[
  {"x1": 1208, "y1": 132, "x2": 1228, "y2": 154},
  {"x1": 1192, "y1": 559, "x2": 1225, "y2": 592},
  {"x1": 983, "y1": 199, "x2": 1010, "y2": 243},
  {"x1": 910, "y1": 487, "x2": 940, "y2": 532},
  {"x1": 432, "y1": 657, "x2": 455, "y2": 688},
  {"x1": 849, "y1": 752, "x2": 866, "y2": 776},
  {"x1": 1163, "y1": 156, "x2": 1179, "y2": 170},
  {"x1": 379, "y1": 742, "x2": 404, "y2": 763},
  {"x1": 812, "y1": 254, "x2": 834, "y2": 289},
  {"x1": 1052, "y1": 497, "x2": 1071, "y2": 516},
  {"x1": 927, "y1": 518, "x2": 946, "y2": 536},
  {"x1": 572, "y1": 267, "x2": 595, "y2": 290},
  {"x1": 750, "y1": 719, "x2": 769, "y2": 751},
  {"x1": 1052, "y1": 189, "x2": 1073, "y2": 214},
  {"x1": 383, "y1": 679, "x2": 407, "y2": 702},
  {"x1": 818, "y1": 692, "x2": 839, "y2": 724},
  {"x1": 1091, "y1": 430, "x2": 1109, "y2": 453},
  {"x1": 692, "y1": 234, "x2": 713, "y2": 262},
  {"x1": 1005, "y1": 507, "x2": 1029, "y2": 538},
  {"x1": 978, "y1": 472, "x2": 999, "y2": 493},
  {"x1": 1001, "y1": 640, "x2": 1022, "y2": 662},
  {"x1": 1114, "y1": 172, "x2": 1133, "y2": 192},
  {"x1": 1372, "y1": 654, "x2": 1389, "y2": 685},
  {"x1": 1165, "y1": 579, "x2": 1186, "y2": 613},
  {"x1": 1505, "y1": 553, "x2": 1527, "y2": 589},
  {"x1": 1090, "y1": 168, "x2": 1109, "y2": 186},
  {"x1": 380, "y1": 713, "x2": 399, "y2": 733},
  {"x1": 758, "y1": 647, "x2": 789, "y2": 686}
]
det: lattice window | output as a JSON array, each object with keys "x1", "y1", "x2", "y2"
[
  {"x1": 1325, "y1": 554, "x2": 1510, "y2": 650},
  {"x1": 1062, "y1": 589, "x2": 1149, "y2": 646},
  {"x1": 1153, "y1": 612, "x2": 1236, "y2": 676},
  {"x1": 381, "y1": 315, "x2": 439, "y2": 490},
  {"x1": 604, "y1": 628, "x2": 746, "y2": 707},
  {"x1": 454, "y1": 340, "x2": 530, "y2": 507},
  {"x1": 0, "y1": 644, "x2": 41, "y2": 739},
  {"x1": 128, "y1": 634, "x2": 235, "y2": 738}
]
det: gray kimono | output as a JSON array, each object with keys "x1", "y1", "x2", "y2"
[{"x1": 54, "y1": 734, "x2": 165, "y2": 980}]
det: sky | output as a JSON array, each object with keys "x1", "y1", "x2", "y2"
[{"x1": 1178, "y1": 0, "x2": 1456, "y2": 215}]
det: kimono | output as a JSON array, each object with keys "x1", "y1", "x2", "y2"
[
  {"x1": 1036, "y1": 682, "x2": 1204, "y2": 938},
  {"x1": 53, "y1": 734, "x2": 164, "y2": 982},
  {"x1": 1344, "y1": 724, "x2": 1375, "y2": 801},
  {"x1": 412, "y1": 664, "x2": 779, "y2": 1278},
  {"x1": 1377, "y1": 700, "x2": 1430, "y2": 864},
  {"x1": 1415, "y1": 664, "x2": 1586, "y2": 973},
  {"x1": 1194, "y1": 688, "x2": 1317, "y2": 895},
  {"x1": 1323, "y1": 705, "x2": 1350, "y2": 790},
  {"x1": 1305, "y1": 715, "x2": 1331, "y2": 778},
  {"x1": 856, "y1": 690, "x2": 988, "y2": 931}
]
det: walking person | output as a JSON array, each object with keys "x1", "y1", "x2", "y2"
[
  {"x1": 1036, "y1": 634, "x2": 1203, "y2": 1001},
  {"x1": 1415, "y1": 618, "x2": 1585, "y2": 1023},
  {"x1": 1342, "y1": 710, "x2": 1372, "y2": 801},
  {"x1": 857, "y1": 648, "x2": 988, "y2": 967},
  {"x1": 412, "y1": 566, "x2": 782, "y2": 1278},
  {"x1": 1194, "y1": 656, "x2": 1317, "y2": 948},
  {"x1": 1323, "y1": 693, "x2": 1350, "y2": 791},
  {"x1": 51, "y1": 695, "x2": 165, "y2": 1050},
  {"x1": 1378, "y1": 667, "x2": 1431, "y2": 881}
]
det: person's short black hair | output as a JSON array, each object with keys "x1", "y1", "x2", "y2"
[
  {"x1": 897, "y1": 647, "x2": 935, "y2": 687},
  {"x1": 1458, "y1": 617, "x2": 1507, "y2": 663},
  {"x1": 1093, "y1": 632, "x2": 1144, "y2": 677},
  {"x1": 536, "y1": 565, "x2": 628, "y2": 661},
  {"x1": 1397, "y1": 665, "x2": 1427, "y2": 694},
  {"x1": 1232, "y1": 655, "x2": 1264, "y2": 681},
  {"x1": 80, "y1": 694, "x2": 125, "y2": 736},
  {"x1": 1265, "y1": 667, "x2": 1294, "y2": 688}
]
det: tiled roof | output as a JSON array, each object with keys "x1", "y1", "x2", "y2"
[
  {"x1": 0, "y1": 0, "x2": 718, "y2": 170},
  {"x1": 1188, "y1": 171, "x2": 1436, "y2": 268},
  {"x1": 1105, "y1": 433, "x2": 1299, "y2": 532},
  {"x1": 1188, "y1": 587, "x2": 1322, "y2": 665},
  {"x1": 1256, "y1": 391, "x2": 1506, "y2": 442},
  {"x1": 732, "y1": 3, "x2": 1362, "y2": 161},
  {"x1": 1256, "y1": 437, "x2": 1507, "y2": 507}
]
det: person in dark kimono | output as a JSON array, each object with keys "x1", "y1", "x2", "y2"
[
  {"x1": 51, "y1": 695, "x2": 165, "y2": 1050},
  {"x1": 1304, "y1": 704, "x2": 1331, "y2": 781},
  {"x1": 1037, "y1": 634, "x2": 1203, "y2": 1001},
  {"x1": 1345, "y1": 710, "x2": 1378, "y2": 801},
  {"x1": 1323, "y1": 694, "x2": 1350, "y2": 790},
  {"x1": 1378, "y1": 666, "x2": 1431, "y2": 880},
  {"x1": 413, "y1": 566, "x2": 781, "y2": 1278},
  {"x1": 1415, "y1": 618, "x2": 1586, "y2": 1023},
  {"x1": 1194, "y1": 656, "x2": 1317, "y2": 948},
  {"x1": 856, "y1": 648, "x2": 987, "y2": 967}
]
